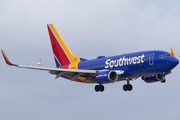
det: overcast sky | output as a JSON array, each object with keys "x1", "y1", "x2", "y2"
[{"x1": 1, "y1": 0, "x2": 180, "y2": 120}]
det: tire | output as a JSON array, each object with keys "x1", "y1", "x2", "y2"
[
  {"x1": 99, "y1": 85, "x2": 105, "y2": 92},
  {"x1": 95, "y1": 85, "x2": 100, "y2": 92},
  {"x1": 123, "y1": 84, "x2": 128, "y2": 91},
  {"x1": 161, "y1": 79, "x2": 166, "y2": 83},
  {"x1": 128, "y1": 84, "x2": 133, "y2": 91}
]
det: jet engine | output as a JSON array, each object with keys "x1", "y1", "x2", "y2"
[
  {"x1": 95, "y1": 70, "x2": 118, "y2": 84},
  {"x1": 142, "y1": 74, "x2": 166, "y2": 83}
]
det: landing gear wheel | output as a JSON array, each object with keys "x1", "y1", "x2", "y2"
[
  {"x1": 161, "y1": 79, "x2": 166, "y2": 83},
  {"x1": 128, "y1": 84, "x2": 133, "y2": 91},
  {"x1": 123, "y1": 84, "x2": 133, "y2": 91},
  {"x1": 123, "y1": 84, "x2": 128, "y2": 91},
  {"x1": 99, "y1": 85, "x2": 104, "y2": 92},
  {"x1": 95, "y1": 84, "x2": 105, "y2": 92},
  {"x1": 95, "y1": 85, "x2": 100, "y2": 92}
]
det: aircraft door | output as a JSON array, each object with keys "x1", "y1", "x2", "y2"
[{"x1": 149, "y1": 53, "x2": 155, "y2": 65}]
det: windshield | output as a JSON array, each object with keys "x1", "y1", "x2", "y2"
[{"x1": 159, "y1": 54, "x2": 173, "y2": 58}]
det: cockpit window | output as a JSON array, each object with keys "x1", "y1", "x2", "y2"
[{"x1": 159, "y1": 54, "x2": 173, "y2": 58}]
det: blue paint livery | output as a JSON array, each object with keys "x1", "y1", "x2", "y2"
[
  {"x1": 78, "y1": 50, "x2": 179, "y2": 84},
  {"x1": 54, "y1": 57, "x2": 61, "y2": 68},
  {"x1": 1, "y1": 24, "x2": 179, "y2": 92}
]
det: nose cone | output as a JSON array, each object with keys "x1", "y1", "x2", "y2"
[
  {"x1": 169, "y1": 57, "x2": 179, "y2": 69},
  {"x1": 174, "y1": 58, "x2": 179, "y2": 66}
]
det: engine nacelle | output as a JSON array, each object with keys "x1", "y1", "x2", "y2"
[
  {"x1": 142, "y1": 74, "x2": 165, "y2": 83},
  {"x1": 95, "y1": 70, "x2": 118, "y2": 84}
]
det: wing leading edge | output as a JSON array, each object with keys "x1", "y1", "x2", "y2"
[{"x1": 1, "y1": 49, "x2": 98, "y2": 82}]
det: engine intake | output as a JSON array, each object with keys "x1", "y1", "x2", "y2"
[
  {"x1": 95, "y1": 70, "x2": 118, "y2": 84},
  {"x1": 142, "y1": 74, "x2": 166, "y2": 83}
]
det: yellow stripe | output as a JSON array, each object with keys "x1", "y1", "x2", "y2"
[
  {"x1": 49, "y1": 24, "x2": 80, "y2": 67},
  {"x1": 171, "y1": 47, "x2": 176, "y2": 58},
  {"x1": 78, "y1": 77, "x2": 96, "y2": 83},
  {"x1": 1, "y1": 49, "x2": 10, "y2": 63}
]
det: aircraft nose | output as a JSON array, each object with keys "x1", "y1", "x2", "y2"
[
  {"x1": 170, "y1": 57, "x2": 179, "y2": 68},
  {"x1": 174, "y1": 58, "x2": 179, "y2": 66}
]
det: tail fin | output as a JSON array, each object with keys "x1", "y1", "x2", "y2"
[{"x1": 47, "y1": 24, "x2": 81, "y2": 68}]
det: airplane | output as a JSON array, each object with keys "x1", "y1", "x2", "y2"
[
  {"x1": 1, "y1": 23, "x2": 179, "y2": 92},
  {"x1": 32, "y1": 58, "x2": 43, "y2": 66}
]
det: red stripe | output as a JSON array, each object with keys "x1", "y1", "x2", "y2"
[
  {"x1": 2, "y1": 52, "x2": 13, "y2": 65},
  {"x1": 47, "y1": 25, "x2": 71, "y2": 66},
  {"x1": 60, "y1": 65, "x2": 69, "y2": 69}
]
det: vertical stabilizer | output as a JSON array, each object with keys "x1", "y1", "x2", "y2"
[{"x1": 47, "y1": 24, "x2": 80, "y2": 68}]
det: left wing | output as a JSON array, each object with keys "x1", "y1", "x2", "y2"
[{"x1": 1, "y1": 50, "x2": 97, "y2": 81}]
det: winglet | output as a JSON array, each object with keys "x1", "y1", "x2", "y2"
[
  {"x1": 1, "y1": 49, "x2": 16, "y2": 66},
  {"x1": 171, "y1": 47, "x2": 176, "y2": 58}
]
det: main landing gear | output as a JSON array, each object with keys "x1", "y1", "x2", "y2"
[
  {"x1": 95, "y1": 84, "x2": 104, "y2": 92},
  {"x1": 94, "y1": 80, "x2": 133, "y2": 92},
  {"x1": 123, "y1": 80, "x2": 133, "y2": 91}
]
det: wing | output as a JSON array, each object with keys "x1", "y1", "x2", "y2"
[
  {"x1": 1, "y1": 50, "x2": 97, "y2": 83},
  {"x1": 1, "y1": 50, "x2": 125, "y2": 83}
]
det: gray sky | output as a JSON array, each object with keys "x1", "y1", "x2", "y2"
[{"x1": 1, "y1": 0, "x2": 180, "y2": 120}]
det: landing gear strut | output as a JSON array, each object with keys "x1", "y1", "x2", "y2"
[
  {"x1": 95, "y1": 84, "x2": 104, "y2": 92},
  {"x1": 123, "y1": 80, "x2": 133, "y2": 91}
]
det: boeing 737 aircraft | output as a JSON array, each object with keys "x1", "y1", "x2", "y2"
[{"x1": 1, "y1": 24, "x2": 179, "y2": 92}]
